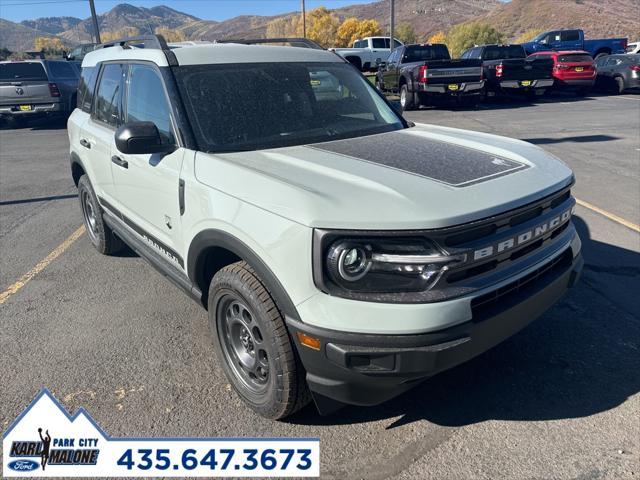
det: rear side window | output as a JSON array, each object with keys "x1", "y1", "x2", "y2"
[
  {"x1": 557, "y1": 54, "x2": 592, "y2": 63},
  {"x1": 561, "y1": 31, "x2": 580, "y2": 42},
  {"x1": 0, "y1": 62, "x2": 47, "y2": 81},
  {"x1": 77, "y1": 66, "x2": 97, "y2": 112},
  {"x1": 47, "y1": 61, "x2": 78, "y2": 79},
  {"x1": 372, "y1": 38, "x2": 387, "y2": 49},
  {"x1": 93, "y1": 63, "x2": 124, "y2": 128},
  {"x1": 125, "y1": 64, "x2": 174, "y2": 144}
]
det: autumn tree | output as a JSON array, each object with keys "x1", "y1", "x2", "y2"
[
  {"x1": 155, "y1": 27, "x2": 186, "y2": 42},
  {"x1": 100, "y1": 27, "x2": 141, "y2": 42},
  {"x1": 306, "y1": 7, "x2": 340, "y2": 48},
  {"x1": 428, "y1": 31, "x2": 446, "y2": 44},
  {"x1": 445, "y1": 21, "x2": 504, "y2": 57},
  {"x1": 514, "y1": 28, "x2": 545, "y2": 44},
  {"x1": 395, "y1": 23, "x2": 416, "y2": 44},
  {"x1": 336, "y1": 17, "x2": 382, "y2": 47},
  {"x1": 34, "y1": 36, "x2": 64, "y2": 54}
]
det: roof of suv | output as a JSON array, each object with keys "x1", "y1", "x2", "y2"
[{"x1": 82, "y1": 42, "x2": 342, "y2": 68}]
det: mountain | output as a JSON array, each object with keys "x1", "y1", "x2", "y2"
[
  {"x1": 175, "y1": 1, "x2": 500, "y2": 41},
  {"x1": 2, "y1": 0, "x2": 637, "y2": 52},
  {"x1": 20, "y1": 16, "x2": 82, "y2": 35},
  {"x1": 57, "y1": 3, "x2": 200, "y2": 43},
  {"x1": 0, "y1": 18, "x2": 71, "y2": 52},
  {"x1": 478, "y1": 0, "x2": 640, "y2": 40}
]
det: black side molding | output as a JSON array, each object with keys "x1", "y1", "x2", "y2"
[{"x1": 102, "y1": 210, "x2": 202, "y2": 305}]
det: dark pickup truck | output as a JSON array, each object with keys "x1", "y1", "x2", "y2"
[
  {"x1": 376, "y1": 43, "x2": 484, "y2": 110},
  {"x1": 461, "y1": 44, "x2": 554, "y2": 98}
]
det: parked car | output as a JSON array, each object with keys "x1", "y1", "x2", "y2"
[
  {"x1": 0, "y1": 59, "x2": 80, "y2": 125},
  {"x1": 521, "y1": 29, "x2": 627, "y2": 60},
  {"x1": 626, "y1": 41, "x2": 640, "y2": 54},
  {"x1": 69, "y1": 35, "x2": 582, "y2": 419},
  {"x1": 376, "y1": 43, "x2": 484, "y2": 109},
  {"x1": 64, "y1": 43, "x2": 98, "y2": 61},
  {"x1": 331, "y1": 36, "x2": 403, "y2": 71},
  {"x1": 594, "y1": 54, "x2": 640, "y2": 93},
  {"x1": 461, "y1": 44, "x2": 554, "y2": 98},
  {"x1": 528, "y1": 50, "x2": 595, "y2": 96}
]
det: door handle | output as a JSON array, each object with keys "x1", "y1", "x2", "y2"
[
  {"x1": 79, "y1": 138, "x2": 91, "y2": 149},
  {"x1": 111, "y1": 155, "x2": 128, "y2": 169}
]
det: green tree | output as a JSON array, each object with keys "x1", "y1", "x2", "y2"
[
  {"x1": 514, "y1": 28, "x2": 545, "y2": 44},
  {"x1": 445, "y1": 21, "x2": 505, "y2": 58},
  {"x1": 395, "y1": 23, "x2": 416, "y2": 45}
]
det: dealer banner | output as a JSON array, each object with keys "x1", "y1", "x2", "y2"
[{"x1": 3, "y1": 389, "x2": 320, "y2": 477}]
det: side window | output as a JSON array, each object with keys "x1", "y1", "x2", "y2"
[
  {"x1": 47, "y1": 61, "x2": 78, "y2": 79},
  {"x1": 372, "y1": 38, "x2": 387, "y2": 49},
  {"x1": 561, "y1": 30, "x2": 580, "y2": 42},
  {"x1": 77, "y1": 66, "x2": 97, "y2": 112},
  {"x1": 93, "y1": 63, "x2": 124, "y2": 128},
  {"x1": 125, "y1": 64, "x2": 174, "y2": 144}
]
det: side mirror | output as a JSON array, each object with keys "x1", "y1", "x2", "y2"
[{"x1": 115, "y1": 121, "x2": 175, "y2": 155}]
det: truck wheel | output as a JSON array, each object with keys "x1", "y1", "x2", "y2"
[
  {"x1": 375, "y1": 76, "x2": 384, "y2": 91},
  {"x1": 345, "y1": 56, "x2": 362, "y2": 71},
  {"x1": 77, "y1": 175, "x2": 123, "y2": 255},
  {"x1": 400, "y1": 84, "x2": 416, "y2": 111},
  {"x1": 208, "y1": 261, "x2": 311, "y2": 419}
]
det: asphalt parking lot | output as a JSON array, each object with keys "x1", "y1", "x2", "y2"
[{"x1": 1, "y1": 92, "x2": 639, "y2": 479}]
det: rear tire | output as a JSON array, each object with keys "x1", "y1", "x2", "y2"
[
  {"x1": 400, "y1": 84, "x2": 416, "y2": 111},
  {"x1": 208, "y1": 261, "x2": 311, "y2": 419},
  {"x1": 77, "y1": 175, "x2": 123, "y2": 255}
]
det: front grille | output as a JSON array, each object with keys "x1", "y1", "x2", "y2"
[
  {"x1": 439, "y1": 186, "x2": 574, "y2": 284},
  {"x1": 471, "y1": 249, "x2": 573, "y2": 322}
]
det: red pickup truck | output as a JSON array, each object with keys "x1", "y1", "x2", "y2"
[{"x1": 528, "y1": 50, "x2": 596, "y2": 96}]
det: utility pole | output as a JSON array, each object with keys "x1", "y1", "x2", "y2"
[
  {"x1": 301, "y1": 0, "x2": 306, "y2": 39},
  {"x1": 389, "y1": 0, "x2": 395, "y2": 49},
  {"x1": 88, "y1": 0, "x2": 101, "y2": 44}
]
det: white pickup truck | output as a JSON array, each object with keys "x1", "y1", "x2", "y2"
[{"x1": 332, "y1": 36, "x2": 403, "y2": 71}]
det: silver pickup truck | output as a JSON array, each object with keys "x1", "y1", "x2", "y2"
[{"x1": 0, "y1": 60, "x2": 80, "y2": 125}]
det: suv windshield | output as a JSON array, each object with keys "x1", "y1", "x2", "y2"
[
  {"x1": 0, "y1": 62, "x2": 47, "y2": 82},
  {"x1": 174, "y1": 62, "x2": 404, "y2": 153}
]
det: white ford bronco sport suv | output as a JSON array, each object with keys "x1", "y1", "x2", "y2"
[{"x1": 68, "y1": 35, "x2": 583, "y2": 419}]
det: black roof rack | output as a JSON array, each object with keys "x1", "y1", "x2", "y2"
[
  {"x1": 215, "y1": 38, "x2": 324, "y2": 50},
  {"x1": 95, "y1": 34, "x2": 177, "y2": 65}
]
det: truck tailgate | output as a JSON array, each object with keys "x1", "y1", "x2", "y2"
[
  {"x1": 423, "y1": 59, "x2": 483, "y2": 84},
  {"x1": 500, "y1": 58, "x2": 553, "y2": 81}
]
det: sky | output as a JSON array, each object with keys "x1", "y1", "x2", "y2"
[{"x1": 0, "y1": 0, "x2": 378, "y2": 23}]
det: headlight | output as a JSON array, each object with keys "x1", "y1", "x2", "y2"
[{"x1": 320, "y1": 236, "x2": 466, "y2": 295}]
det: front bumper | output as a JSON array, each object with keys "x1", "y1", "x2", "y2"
[
  {"x1": 500, "y1": 78, "x2": 554, "y2": 90},
  {"x1": 288, "y1": 243, "x2": 583, "y2": 410},
  {"x1": 418, "y1": 81, "x2": 484, "y2": 95}
]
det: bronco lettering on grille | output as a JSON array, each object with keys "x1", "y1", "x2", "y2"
[{"x1": 473, "y1": 209, "x2": 572, "y2": 261}]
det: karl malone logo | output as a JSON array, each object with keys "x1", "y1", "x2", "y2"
[{"x1": 3, "y1": 389, "x2": 103, "y2": 475}]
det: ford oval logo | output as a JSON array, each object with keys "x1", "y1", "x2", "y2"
[{"x1": 8, "y1": 459, "x2": 39, "y2": 471}]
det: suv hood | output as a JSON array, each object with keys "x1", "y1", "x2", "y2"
[{"x1": 195, "y1": 123, "x2": 573, "y2": 230}]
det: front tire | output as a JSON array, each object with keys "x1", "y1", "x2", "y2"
[
  {"x1": 208, "y1": 261, "x2": 311, "y2": 419},
  {"x1": 614, "y1": 76, "x2": 625, "y2": 94},
  {"x1": 77, "y1": 175, "x2": 123, "y2": 255}
]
